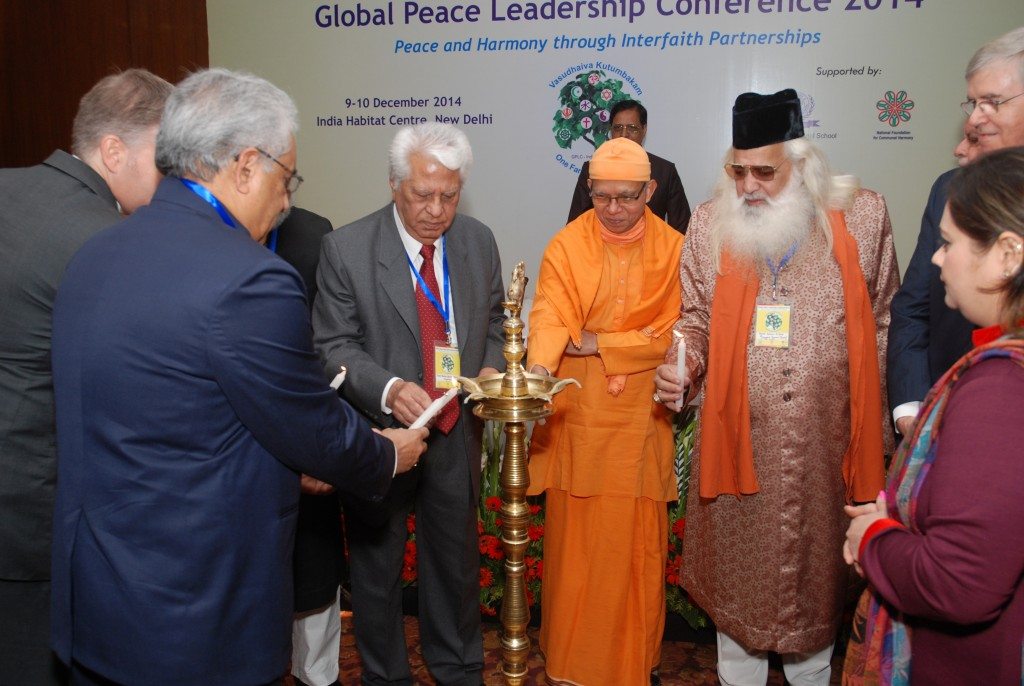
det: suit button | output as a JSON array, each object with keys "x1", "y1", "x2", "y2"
[
  {"x1": 782, "y1": 369, "x2": 792, "y2": 377},
  {"x1": 782, "y1": 392, "x2": 792, "y2": 401}
]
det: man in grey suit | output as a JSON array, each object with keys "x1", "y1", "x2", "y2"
[
  {"x1": 313, "y1": 122, "x2": 505, "y2": 686},
  {"x1": 0, "y1": 68, "x2": 173, "y2": 685}
]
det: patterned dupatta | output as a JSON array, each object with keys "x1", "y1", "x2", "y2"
[{"x1": 843, "y1": 335, "x2": 1024, "y2": 685}]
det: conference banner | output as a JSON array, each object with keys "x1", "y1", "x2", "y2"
[{"x1": 209, "y1": 1, "x2": 1023, "y2": 279}]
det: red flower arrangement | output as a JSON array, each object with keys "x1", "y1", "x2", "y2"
[
  {"x1": 401, "y1": 517, "x2": 418, "y2": 584},
  {"x1": 671, "y1": 516, "x2": 686, "y2": 541},
  {"x1": 476, "y1": 422, "x2": 544, "y2": 615},
  {"x1": 479, "y1": 567, "x2": 494, "y2": 588},
  {"x1": 665, "y1": 409, "x2": 709, "y2": 629},
  {"x1": 665, "y1": 552, "x2": 683, "y2": 587},
  {"x1": 478, "y1": 533, "x2": 504, "y2": 561}
]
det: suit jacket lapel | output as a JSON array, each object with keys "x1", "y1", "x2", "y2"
[
  {"x1": 378, "y1": 206, "x2": 421, "y2": 346},
  {"x1": 446, "y1": 219, "x2": 474, "y2": 356}
]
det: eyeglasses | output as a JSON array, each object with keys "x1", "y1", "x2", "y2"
[
  {"x1": 960, "y1": 91, "x2": 1024, "y2": 117},
  {"x1": 724, "y1": 160, "x2": 787, "y2": 182},
  {"x1": 589, "y1": 185, "x2": 646, "y2": 206},
  {"x1": 611, "y1": 123, "x2": 643, "y2": 135},
  {"x1": 256, "y1": 147, "x2": 304, "y2": 195}
]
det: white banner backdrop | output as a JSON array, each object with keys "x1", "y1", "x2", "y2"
[{"x1": 208, "y1": 1, "x2": 1024, "y2": 288}]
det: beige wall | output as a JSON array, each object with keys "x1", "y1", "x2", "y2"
[{"x1": 208, "y1": 1, "x2": 1024, "y2": 282}]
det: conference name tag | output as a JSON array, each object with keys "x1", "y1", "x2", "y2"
[
  {"x1": 434, "y1": 344, "x2": 461, "y2": 389},
  {"x1": 754, "y1": 304, "x2": 792, "y2": 348}
]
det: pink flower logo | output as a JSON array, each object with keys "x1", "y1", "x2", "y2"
[{"x1": 876, "y1": 90, "x2": 914, "y2": 127}]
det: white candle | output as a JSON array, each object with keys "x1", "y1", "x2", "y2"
[
  {"x1": 671, "y1": 333, "x2": 686, "y2": 412},
  {"x1": 329, "y1": 365, "x2": 347, "y2": 390},
  {"x1": 410, "y1": 387, "x2": 460, "y2": 429}
]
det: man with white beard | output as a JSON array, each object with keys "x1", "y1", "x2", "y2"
[{"x1": 654, "y1": 89, "x2": 899, "y2": 686}]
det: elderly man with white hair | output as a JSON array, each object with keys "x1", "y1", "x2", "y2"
[
  {"x1": 655, "y1": 89, "x2": 899, "y2": 686},
  {"x1": 313, "y1": 122, "x2": 505, "y2": 686},
  {"x1": 49, "y1": 68, "x2": 426, "y2": 685}
]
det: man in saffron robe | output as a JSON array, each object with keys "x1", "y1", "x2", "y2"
[
  {"x1": 654, "y1": 89, "x2": 898, "y2": 685},
  {"x1": 528, "y1": 137, "x2": 684, "y2": 686}
]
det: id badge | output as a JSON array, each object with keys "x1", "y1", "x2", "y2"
[
  {"x1": 754, "y1": 302, "x2": 793, "y2": 348},
  {"x1": 433, "y1": 343, "x2": 461, "y2": 389}
]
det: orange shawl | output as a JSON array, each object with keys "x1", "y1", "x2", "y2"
[
  {"x1": 699, "y1": 210, "x2": 884, "y2": 502},
  {"x1": 528, "y1": 207, "x2": 682, "y2": 377}
]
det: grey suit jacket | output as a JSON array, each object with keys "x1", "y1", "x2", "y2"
[
  {"x1": 0, "y1": 151, "x2": 121, "y2": 579},
  {"x1": 312, "y1": 203, "x2": 505, "y2": 461}
]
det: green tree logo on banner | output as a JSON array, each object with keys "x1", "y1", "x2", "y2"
[{"x1": 552, "y1": 70, "x2": 632, "y2": 150}]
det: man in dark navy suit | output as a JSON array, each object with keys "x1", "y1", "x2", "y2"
[
  {"x1": 50, "y1": 68, "x2": 427, "y2": 685},
  {"x1": 888, "y1": 27, "x2": 1024, "y2": 436}
]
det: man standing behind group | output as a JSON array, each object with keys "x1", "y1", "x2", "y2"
[
  {"x1": 50, "y1": 68, "x2": 426, "y2": 685},
  {"x1": 0, "y1": 68, "x2": 172, "y2": 685},
  {"x1": 655, "y1": 89, "x2": 897, "y2": 685},
  {"x1": 567, "y1": 99, "x2": 691, "y2": 233},
  {"x1": 313, "y1": 122, "x2": 505, "y2": 686},
  {"x1": 274, "y1": 207, "x2": 348, "y2": 686},
  {"x1": 528, "y1": 137, "x2": 683, "y2": 686},
  {"x1": 888, "y1": 27, "x2": 1024, "y2": 437}
]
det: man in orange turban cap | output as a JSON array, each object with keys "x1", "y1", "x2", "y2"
[{"x1": 527, "y1": 136, "x2": 684, "y2": 685}]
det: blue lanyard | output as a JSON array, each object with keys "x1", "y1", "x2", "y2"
[
  {"x1": 406, "y1": 237, "x2": 451, "y2": 336},
  {"x1": 765, "y1": 242, "x2": 799, "y2": 300},
  {"x1": 180, "y1": 178, "x2": 235, "y2": 228},
  {"x1": 180, "y1": 178, "x2": 278, "y2": 253}
]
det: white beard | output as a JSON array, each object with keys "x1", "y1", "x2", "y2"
[{"x1": 713, "y1": 169, "x2": 816, "y2": 264}]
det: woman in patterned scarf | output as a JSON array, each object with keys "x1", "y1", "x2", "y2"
[{"x1": 842, "y1": 146, "x2": 1024, "y2": 686}]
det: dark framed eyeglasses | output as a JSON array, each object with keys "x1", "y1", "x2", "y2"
[
  {"x1": 589, "y1": 185, "x2": 646, "y2": 206},
  {"x1": 611, "y1": 123, "x2": 643, "y2": 135},
  {"x1": 724, "y1": 160, "x2": 787, "y2": 182},
  {"x1": 256, "y1": 147, "x2": 304, "y2": 195},
  {"x1": 960, "y1": 91, "x2": 1024, "y2": 117}
]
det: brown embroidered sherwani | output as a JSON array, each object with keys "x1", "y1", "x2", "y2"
[{"x1": 676, "y1": 189, "x2": 899, "y2": 653}]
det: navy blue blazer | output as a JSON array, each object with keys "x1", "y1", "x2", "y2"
[
  {"x1": 50, "y1": 178, "x2": 393, "y2": 683},
  {"x1": 887, "y1": 169, "x2": 975, "y2": 410}
]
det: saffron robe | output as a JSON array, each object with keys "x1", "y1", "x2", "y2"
[
  {"x1": 677, "y1": 189, "x2": 899, "y2": 653},
  {"x1": 527, "y1": 207, "x2": 683, "y2": 684}
]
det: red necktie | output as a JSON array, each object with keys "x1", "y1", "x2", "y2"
[{"x1": 416, "y1": 243, "x2": 459, "y2": 434}]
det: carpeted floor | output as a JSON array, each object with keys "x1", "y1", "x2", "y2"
[{"x1": 292, "y1": 613, "x2": 845, "y2": 685}]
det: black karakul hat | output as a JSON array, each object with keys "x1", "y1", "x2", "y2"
[{"x1": 732, "y1": 88, "x2": 804, "y2": 150}]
